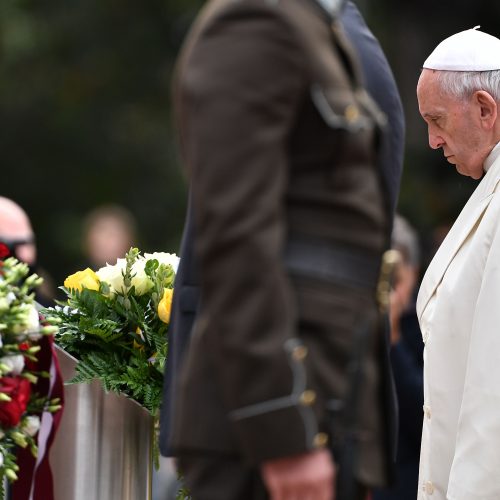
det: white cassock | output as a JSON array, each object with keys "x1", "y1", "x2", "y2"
[{"x1": 416, "y1": 142, "x2": 500, "y2": 500}]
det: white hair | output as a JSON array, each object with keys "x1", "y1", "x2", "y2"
[{"x1": 434, "y1": 70, "x2": 500, "y2": 101}]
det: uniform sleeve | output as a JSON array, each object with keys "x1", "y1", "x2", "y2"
[
  {"x1": 181, "y1": 5, "x2": 324, "y2": 463},
  {"x1": 448, "y1": 199, "x2": 500, "y2": 499}
]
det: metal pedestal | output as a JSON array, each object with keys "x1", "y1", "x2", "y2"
[{"x1": 50, "y1": 347, "x2": 153, "y2": 500}]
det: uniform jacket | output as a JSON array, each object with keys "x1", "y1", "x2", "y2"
[
  {"x1": 417, "y1": 144, "x2": 500, "y2": 500},
  {"x1": 161, "y1": 0, "x2": 403, "y2": 488}
]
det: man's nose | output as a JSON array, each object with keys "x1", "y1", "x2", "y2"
[{"x1": 428, "y1": 132, "x2": 444, "y2": 150}]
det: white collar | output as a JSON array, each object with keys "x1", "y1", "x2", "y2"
[{"x1": 484, "y1": 142, "x2": 500, "y2": 173}]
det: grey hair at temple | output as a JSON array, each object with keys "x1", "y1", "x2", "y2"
[{"x1": 434, "y1": 69, "x2": 500, "y2": 101}]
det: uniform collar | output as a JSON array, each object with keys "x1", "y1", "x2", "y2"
[{"x1": 484, "y1": 142, "x2": 500, "y2": 173}]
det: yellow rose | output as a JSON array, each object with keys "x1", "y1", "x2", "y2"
[
  {"x1": 64, "y1": 268, "x2": 100, "y2": 292},
  {"x1": 158, "y1": 288, "x2": 173, "y2": 324}
]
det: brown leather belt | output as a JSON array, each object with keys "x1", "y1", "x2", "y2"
[{"x1": 284, "y1": 238, "x2": 382, "y2": 290}]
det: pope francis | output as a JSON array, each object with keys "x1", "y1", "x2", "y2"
[{"x1": 416, "y1": 28, "x2": 500, "y2": 499}]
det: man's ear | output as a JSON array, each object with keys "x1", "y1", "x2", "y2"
[{"x1": 474, "y1": 90, "x2": 498, "y2": 129}]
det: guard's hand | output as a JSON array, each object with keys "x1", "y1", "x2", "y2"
[{"x1": 261, "y1": 448, "x2": 335, "y2": 500}]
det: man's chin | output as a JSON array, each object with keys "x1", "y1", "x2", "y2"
[
  {"x1": 455, "y1": 164, "x2": 483, "y2": 180},
  {"x1": 455, "y1": 164, "x2": 469, "y2": 177}
]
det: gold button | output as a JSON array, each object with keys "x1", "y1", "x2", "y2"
[
  {"x1": 313, "y1": 432, "x2": 328, "y2": 448},
  {"x1": 299, "y1": 390, "x2": 316, "y2": 406},
  {"x1": 292, "y1": 345, "x2": 308, "y2": 362},
  {"x1": 344, "y1": 104, "x2": 360, "y2": 123}
]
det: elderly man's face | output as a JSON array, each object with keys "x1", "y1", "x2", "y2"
[{"x1": 417, "y1": 69, "x2": 489, "y2": 180}]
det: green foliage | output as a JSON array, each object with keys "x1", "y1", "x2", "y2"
[
  {"x1": 176, "y1": 486, "x2": 192, "y2": 500},
  {"x1": 0, "y1": 0, "x2": 199, "y2": 287},
  {"x1": 43, "y1": 248, "x2": 176, "y2": 417}
]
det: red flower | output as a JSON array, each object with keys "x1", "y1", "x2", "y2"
[
  {"x1": 18, "y1": 341, "x2": 38, "y2": 371},
  {"x1": 0, "y1": 243, "x2": 10, "y2": 259},
  {"x1": 0, "y1": 377, "x2": 31, "y2": 428}
]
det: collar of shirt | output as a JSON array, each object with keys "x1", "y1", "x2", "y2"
[{"x1": 484, "y1": 141, "x2": 500, "y2": 173}]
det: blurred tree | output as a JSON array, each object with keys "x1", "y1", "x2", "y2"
[{"x1": 0, "y1": 0, "x2": 202, "y2": 289}]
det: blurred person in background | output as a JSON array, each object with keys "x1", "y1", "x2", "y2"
[
  {"x1": 373, "y1": 214, "x2": 424, "y2": 500},
  {"x1": 81, "y1": 203, "x2": 138, "y2": 269},
  {"x1": 0, "y1": 196, "x2": 55, "y2": 306}
]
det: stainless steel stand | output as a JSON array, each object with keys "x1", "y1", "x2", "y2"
[{"x1": 50, "y1": 347, "x2": 153, "y2": 500}]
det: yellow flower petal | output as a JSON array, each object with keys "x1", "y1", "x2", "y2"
[
  {"x1": 64, "y1": 268, "x2": 100, "y2": 292},
  {"x1": 158, "y1": 288, "x2": 173, "y2": 324},
  {"x1": 133, "y1": 340, "x2": 144, "y2": 351},
  {"x1": 133, "y1": 327, "x2": 145, "y2": 350}
]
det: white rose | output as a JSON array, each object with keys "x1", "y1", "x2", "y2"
[
  {"x1": 97, "y1": 258, "x2": 153, "y2": 296},
  {"x1": 144, "y1": 252, "x2": 180, "y2": 273},
  {"x1": 22, "y1": 415, "x2": 41, "y2": 437},
  {"x1": 0, "y1": 355, "x2": 25, "y2": 375},
  {"x1": 26, "y1": 304, "x2": 40, "y2": 330},
  {"x1": 96, "y1": 259, "x2": 127, "y2": 295},
  {"x1": 130, "y1": 257, "x2": 153, "y2": 296}
]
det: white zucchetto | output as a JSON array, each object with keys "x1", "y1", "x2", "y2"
[{"x1": 423, "y1": 27, "x2": 500, "y2": 72}]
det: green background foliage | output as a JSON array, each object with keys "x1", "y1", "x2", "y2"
[
  {"x1": 1, "y1": 0, "x2": 500, "y2": 285},
  {"x1": 0, "y1": 0, "x2": 203, "y2": 288}
]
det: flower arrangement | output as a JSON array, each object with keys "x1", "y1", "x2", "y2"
[
  {"x1": 43, "y1": 248, "x2": 178, "y2": 418},
  {"x1": 0, "y1": 258, "x2": 61, "y2": 493}
]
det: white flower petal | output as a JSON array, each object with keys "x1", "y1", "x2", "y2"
[
  {"x1": 0, "y1": 355, "x2": 25, "y2": 375},
  {"x1": 22, "y1": 416, "x2": 41, "y2": 437},
  {"x1": 144, "y1": 252, "x2": 180, "y2": 273}
]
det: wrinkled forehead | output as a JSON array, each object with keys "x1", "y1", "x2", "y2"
[
  {"x1": 416, "y1": 70, "x2": 464, "y2": 117},
  {"x1": 417, "y1": 69, "x2": 440, "y2": 95},
  {"x1": 417, "y1": 71, "x2": 442, "y2": 111}
]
